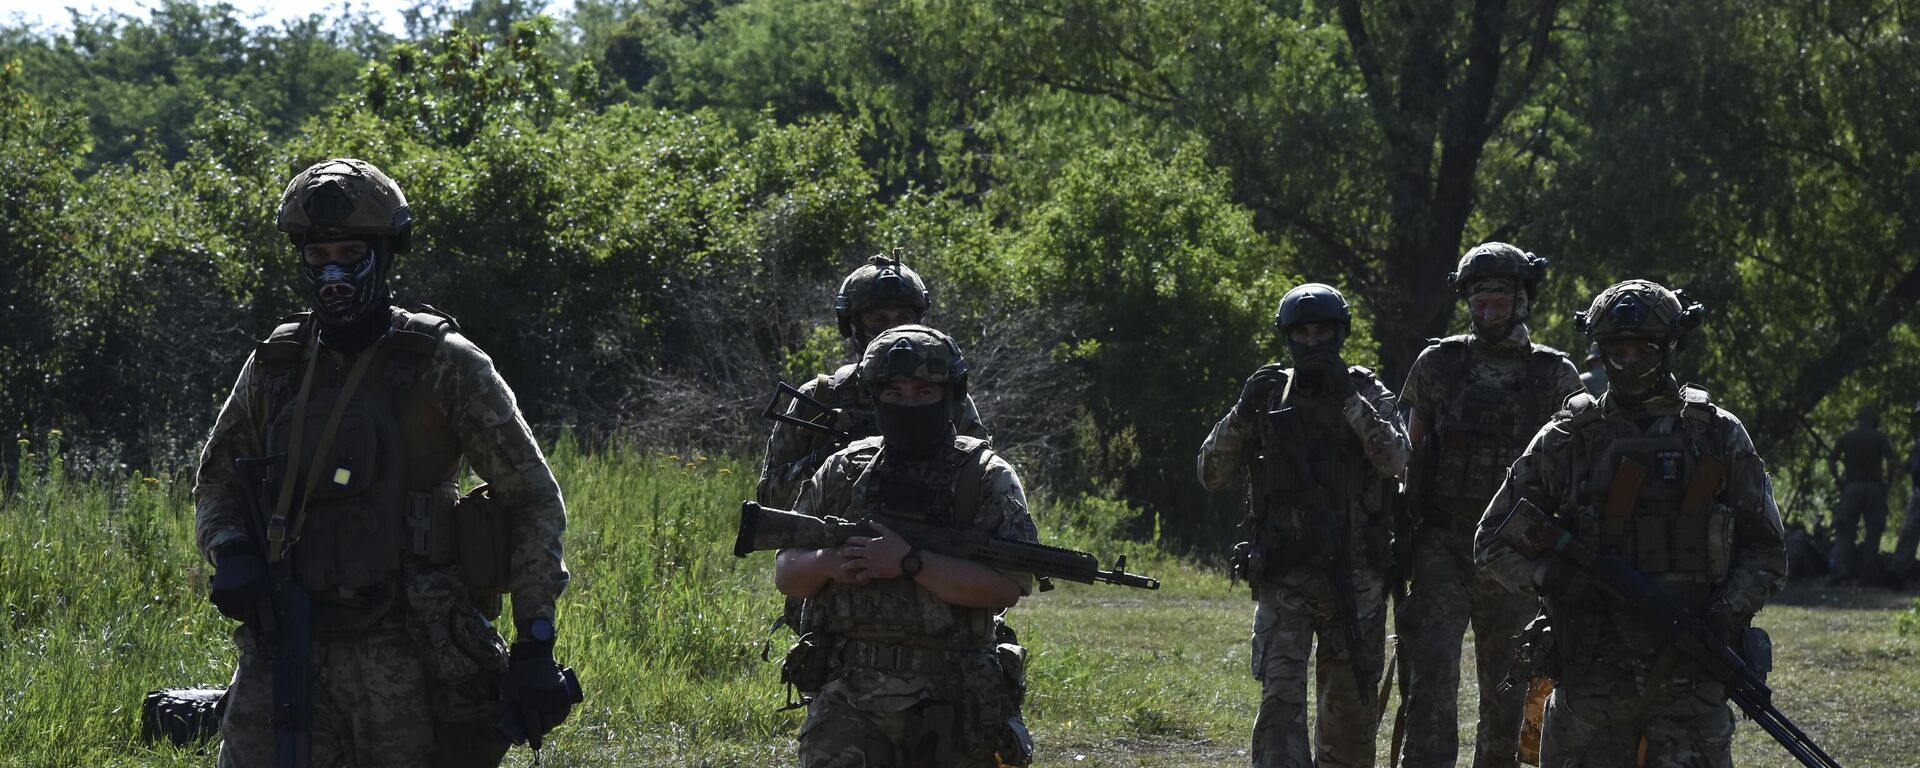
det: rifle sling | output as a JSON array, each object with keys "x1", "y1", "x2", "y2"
[
  {"x1": 265, "y1": 327, "x2": 321, "y2": 563},
  {"x1": 268, "y1": 326, "x2": 383, "y2": 563}
]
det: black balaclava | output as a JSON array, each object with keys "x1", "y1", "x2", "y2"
[
  {"x1": 302, "y1": 238, "x2": 392, "y2": 351},
  {"x1": 875, "y1": 398, "x2": 953, "y2": 458},
  {"x1": 1285, "y1": 330, "x2": 1346, "y2": 398},
  {"x1": 1603, "y1": 340, "x2": 1675, "y2": 402}
]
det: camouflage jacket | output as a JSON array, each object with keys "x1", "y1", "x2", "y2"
[
  {"x1": 757, "y1": 362, "x2": 988, "y2": 508},
  {"x1": 193, "y1": 308, "x2": 568, "y2": 628},
  {"x1": 1197, "y1": 364, "x2": 1410, "y2": 562},
  {"x1": 1474, "y1": 382, "x2": 1786, "y2": 621},
  {"x1": 1400, "y1": 329, "x2": 1582, "y2": 512},
  {"x1": 794, "y1": 435, "x2": 1039, "y2": 601}
]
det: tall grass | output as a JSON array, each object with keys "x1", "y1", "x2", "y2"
[{"x1": 0, "y1": 433, "x2": 1207, "y2": 766}]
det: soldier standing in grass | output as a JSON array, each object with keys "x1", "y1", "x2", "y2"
[
  {"x1": 1826, "y1": 404, "x2": 1900, "y2": 580},
  {"x1": 1197, "y1": 283, "x2": 1410, "y2": 768},
  {"x1": 1474, "y1": 280, "x2": 1787, "y2": 767},
  {"x1": 1395, "y1": 243, "x2": 1581, "y2": 768},
  {"x1": 774, "y1": 325, "x2": 1038, "y2": 767},
  {"x1": 1893, "y1": 402, "x2": 1920, "y2": 581},
  {"x1": 756, "y1": 253, "x2": 988, "y2": 509},
  {"x1": 195, "y1": 158, "x2": 578, "y2": 766}
]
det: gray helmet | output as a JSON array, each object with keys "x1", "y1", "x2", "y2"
[
  {"x1": 276, "y1": 159, "x2": 413, "y2": 252},
  {"x1": 1448, "y1": 242, "x2": 1547, "y2": 301},
  {"x1": 1274, "y1": 283, "x2": 1352, "y2": 336},
  {"x1": 1584, "y1": 341, "x2": 1604, "y2": 367},
  {"x1": 835, "y1": 253, "x2": 931, "y2": 340}
]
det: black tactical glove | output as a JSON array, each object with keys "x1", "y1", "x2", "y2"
[
  {"x1": 1238, "y1": 364, "x2": 1287, "y2": 410},
  {"x1": 1294, "y1": 353, "x2": 1355, "y2": 401},
  {"x1": 1531, "y1": 554, "x2": 1598, "y2": 607},
  {"x1": 208, "y1": 547, "x2": 270, "y2": 622},
  {"x1": 498, "y1": 634, "x2": 583, "y2": 750}
]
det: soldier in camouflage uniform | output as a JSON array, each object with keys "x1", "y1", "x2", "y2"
[
  {"x1": 757, "y1": 254, "x2": 987, "y2": 509},
  {"x1": 1474, "y1": 280, "x2": 1787, "y2": 768},
  {"x1": 1826, "y1": 405, "x2": 1900, "y2": 579},
  {"x1": 1396, "y1": 243, "x2": 1581, "y2": 768},
  {"x1": 1198, "y1": 283, "x2": 1410, "y2": 768},
  {"x1": 1893, "y1": 402, "x2": 1920, "y2": 580},
  {"x1": 775, "y1": 325, "x2": 1039, "y2": 767},
  {"x1": 196, "y1": 159, "x2": 578, "y2": 767}
]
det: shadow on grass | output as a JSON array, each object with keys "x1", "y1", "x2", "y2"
[{"x1": 1769, "y1": 582, "x2": 1920, "y2": 610}]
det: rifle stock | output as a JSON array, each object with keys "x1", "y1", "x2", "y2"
[
  {"x1": 1493, "y1": 500, "x2": 1845, "y2": 768},
  {"x1": 734, "y1": 502, "x2": 1160, "y2": 590},
  {"x1": 761, "y1": 381, "x2": 851, "y2": 441}
]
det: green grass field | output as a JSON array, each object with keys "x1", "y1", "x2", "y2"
[{"x1": 3, "y1": 435, "x2": 1917, "y2": 767}]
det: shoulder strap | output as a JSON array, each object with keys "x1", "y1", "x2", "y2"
[
  {"x1": 950, "y1": 437, "x2": 996, "y2": 528},
  {"x1": 384, "y1": 309, "x2": 455, "y2": 397}
]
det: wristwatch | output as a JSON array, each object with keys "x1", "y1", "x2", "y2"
[{"x1": 899, "y1": 545, "x2": 924, "y2": 577}]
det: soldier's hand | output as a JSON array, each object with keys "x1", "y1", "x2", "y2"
[
  {"x1": 842, "y1": 521, "x2": 912, "y2": 580},
  {"x1": 1295, "y1": 353, "x2": 1354, "y2": 401},
  {"x1": 1530, "y1": 554, "x2": 1597, "y2": 606},
  {"x1": 208, "y1": 547, "x2": 270, "y2": 622},
  {"x1": 820, "y1": 548, "x2": 869, "y2": 585},
  {"x1": 498, "y1": 636, "x2": 583, "y2": 750},
  {"x1": 1238, "y1": 364, "x2": 1287, "y2": 410}
]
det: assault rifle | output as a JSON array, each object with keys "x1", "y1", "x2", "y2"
[
  {"x1": 1493, "y1": 499, "x2": 1845, "y2": 768},
  {"x1": 234, "y1": 454, "x2": 313, "y2": 768},
  {"x1": 1269, "y1": 397, "x2": 1373, "y2": 711},
  {"x1": 734, "y1": 501, "x2": 1161, "y2": 591}
]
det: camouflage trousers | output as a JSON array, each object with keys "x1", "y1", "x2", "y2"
[
  {"x1": 1395, "y1": 522, "x2": 1536, "y2": 768},
  {"x1": 1538, "y1": 666, "x2": 1732, "y2": 768},
  {"x1": 1250, "y1": 565, "x2": 1387, "y2": 768},
  {"x1": 218, "y1": 617, "x2": 508, "y2": 768},
  {"x1": 799, "y1": 668, "x2": 999, "y2": 768},
  {"x1": 1829, "y1": 481, "x2": 1889, "y2": 577}
]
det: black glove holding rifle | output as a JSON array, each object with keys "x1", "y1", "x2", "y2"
[{"x1": 498, "y1": 618, "x2": 584, "y2": 752}]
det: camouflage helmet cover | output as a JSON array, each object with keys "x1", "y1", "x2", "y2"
[
  {"x1": 859, "y1": 324, "x2": 969, "y2": 392},
  {"x1": 276, "y1": 159, "x2": 413, "y2": 252},
  {"x1": 1449, "y1": 242, "x2": 1547, "y2": 299},
  {"x1": 1575, "y1": 279, "x2": 1706, "y2": 342},
  {"x1": 836, "y1": 252, "x2": 932, "y2": 339},
  {"x1": 1274, "y1": 282, "x2": 1352, "y2": 333}
]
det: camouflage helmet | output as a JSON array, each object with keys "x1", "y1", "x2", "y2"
[
  {"x1": 1274, "y1": 282, "x2": 1352, "y2": 335},
  {"x1": 1448, "y1": 242, "x2": 1547, "y2": 300},
  {"x1": 1574, "y1": 279, "x2": 1706, "y2": 343},
  {"x1": 858, "y1": 324, "x2": 970, "y2": 402},
  {"x1": 276, "y1": 159, "x2": 413, "y2": 252},
  {"x1": 835, "y1": 252, "x2": 931, "y2": 340}
]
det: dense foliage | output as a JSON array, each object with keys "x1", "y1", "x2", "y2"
[{"x1": 4, "y1": 0, "x2": 1918, "y2": 546}]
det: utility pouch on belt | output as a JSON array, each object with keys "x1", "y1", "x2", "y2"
[
  {"x1": 1742, "y1": 626, "x2": 1774, "y2": 683},
  {"x1": 400, "y1": 569, "x2": 510, "y2": 724},
  {"x1": 994, "y1": 641, "x2": 1035, "y2": 766},
  {"x1": 781, "y1": 632, "x2": 836, "y2": 697},
  {"x1": 452, "y1": 484, "x2": 514, "y2": 604}
]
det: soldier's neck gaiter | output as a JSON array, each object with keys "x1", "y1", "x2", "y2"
[
  {"x1": 875, "y1": 401, "x2": 954, "y2": 458},
  {"x1": 318, "y1": 306, "x2": 392, "y2": 354},
  {"x1": 303, "y1": 241, "x2": 388, "y2": 329}
]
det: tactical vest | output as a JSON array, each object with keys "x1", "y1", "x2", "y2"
[
  {"x1": 1247, "y1": 367, "x2": 1394, "y2": 567},
  {"x1": 254, "y1": 308, "x2": 463, "y2": 602},
  {"x1": 1427, "y1": 337, "x2": 1570, "y2": 506},
  {"x1": 1557, "y1": 386, "x2": 1733, "y2": 653},
  {"x1": 812, "y1": 435, "x2": 999, "y2": 648}
]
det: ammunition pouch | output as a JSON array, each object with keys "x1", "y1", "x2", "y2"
[
  {"x1": 782, "y1": 632, "x2": 839, "y2": 695},
  {"x1": 308, "y1": 579, "x2": 398, "y2": 636},
  {"x1": 140, "y1": 687, "x2": 226, "y2": 748},
  {"x1": 1741, "y1": 626, "x2": 1773, "y2": 683},
  {"x1": 399, "y1": 568, "x2": 510, "y2": 725},
  {"x1": 447, "y1": 484, "x2": 514, "y2": 612}
]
